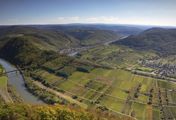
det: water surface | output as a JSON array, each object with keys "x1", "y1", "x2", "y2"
[{"x1": 0, "y1": 58, "x2": 44, "y2": 104}]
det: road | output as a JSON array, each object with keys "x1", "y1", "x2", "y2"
[
  {"x1": 33, "y1": 81, "x2": 88, "y2": 109},
  {"x1": 60, "y1": 36, "x2": 128, "y2": 57}
]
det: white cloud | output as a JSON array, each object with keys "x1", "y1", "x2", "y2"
[
  {"x1": 57, "y1": 17, "x2": 65, "y2": 21},
  {"x1": 39, "y1": 16, "x2": 176, "y2": 26},
  {"x1": 56, "y1": 16, "x2": 119, "y2": 24},
  {"x1": 3, "y1": 16, "x2": 176, "y2": 26},
  {"x1": 86, "y1": 16, "x2": 119, "y2": 23},
  {"x1": 57, "y1": 16, "x2": 80, "y2": 23}
]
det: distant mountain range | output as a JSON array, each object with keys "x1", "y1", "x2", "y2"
[{"x1": 31, "y1": 24, "x2": 146, "y2": 35}]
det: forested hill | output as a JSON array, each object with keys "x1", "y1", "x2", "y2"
[
  {"x1": 0, "y1": 26, "x2": 80, "y2": 50},
  {"x1": 113, "y1": 28, "x2": 176, "y2": 56},
  {"x1": 0, "y1": 26, "x2": 121, "y2": 47},
  {"x1": 0, "y1": 37, "x2": 57, "y2": 66}
]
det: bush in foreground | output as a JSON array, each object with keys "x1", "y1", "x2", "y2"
[{"x1": 0, "y1": 104, "x2": 94, "y2": 120}]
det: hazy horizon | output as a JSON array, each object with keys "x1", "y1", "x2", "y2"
[{"x1": 1, "y1": 0, "x2": 176, "y2": 26}]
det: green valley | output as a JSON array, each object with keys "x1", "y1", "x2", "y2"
[
  {"x1": 0, "y1": 25, "x2": 176, "y2": 120},
  {"x1": 1, "y1": 0, "x2": 176, "y2": 119}
]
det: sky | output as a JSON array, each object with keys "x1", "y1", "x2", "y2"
[{"x1": 0, "y1": 0, "x2": 176, "y2": 26}]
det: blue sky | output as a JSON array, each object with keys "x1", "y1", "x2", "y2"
[{"x1": 1, "y1": 0, "x2": 176, "y2": 26}]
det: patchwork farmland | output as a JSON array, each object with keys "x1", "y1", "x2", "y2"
[{"x1": 31, "y1": 67, "x2": 176, "y2": 120}]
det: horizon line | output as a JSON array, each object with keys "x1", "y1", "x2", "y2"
[{"x1": 0, "y1": 23, "x2": 176, "y2": 28}]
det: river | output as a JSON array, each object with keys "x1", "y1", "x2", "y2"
[
  {"x1": 60, "y1": 36, "x2": 128, "y2": 57},
  {"x1": 0, "y1": 58, "x2": 44, "y2": 104}
]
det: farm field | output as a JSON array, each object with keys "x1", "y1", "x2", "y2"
[
  {"x1": 78, "y1": 45, "x2": 157, "y2": 69},
  {"x1": 0, "y1": 2, "x2": 176, "y2": 119},
  {"x1": 31, "y1": 67, "x2": 176, "y2": 120}
]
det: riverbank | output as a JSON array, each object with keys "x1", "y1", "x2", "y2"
[{"x1": 0, "y1": 58, "x2": 44, "y2": 104}]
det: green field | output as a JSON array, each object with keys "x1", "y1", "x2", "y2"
[
  {"x1": 79, "y1": 45, "x2": 157, "y2": 69},
  {"x1": 31, "y1": 66, "x2": 176, "y2": 120}
]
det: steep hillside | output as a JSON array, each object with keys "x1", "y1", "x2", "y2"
[
  {"x1": 0, "y1": 26, "x2": 79, "y2": 50},
  {"x1": 0, "y1": 37, "x2": 57, "y2": 67},
  {"x1": 114, "y1": 28, "x2": 176, "y2": 55}
]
